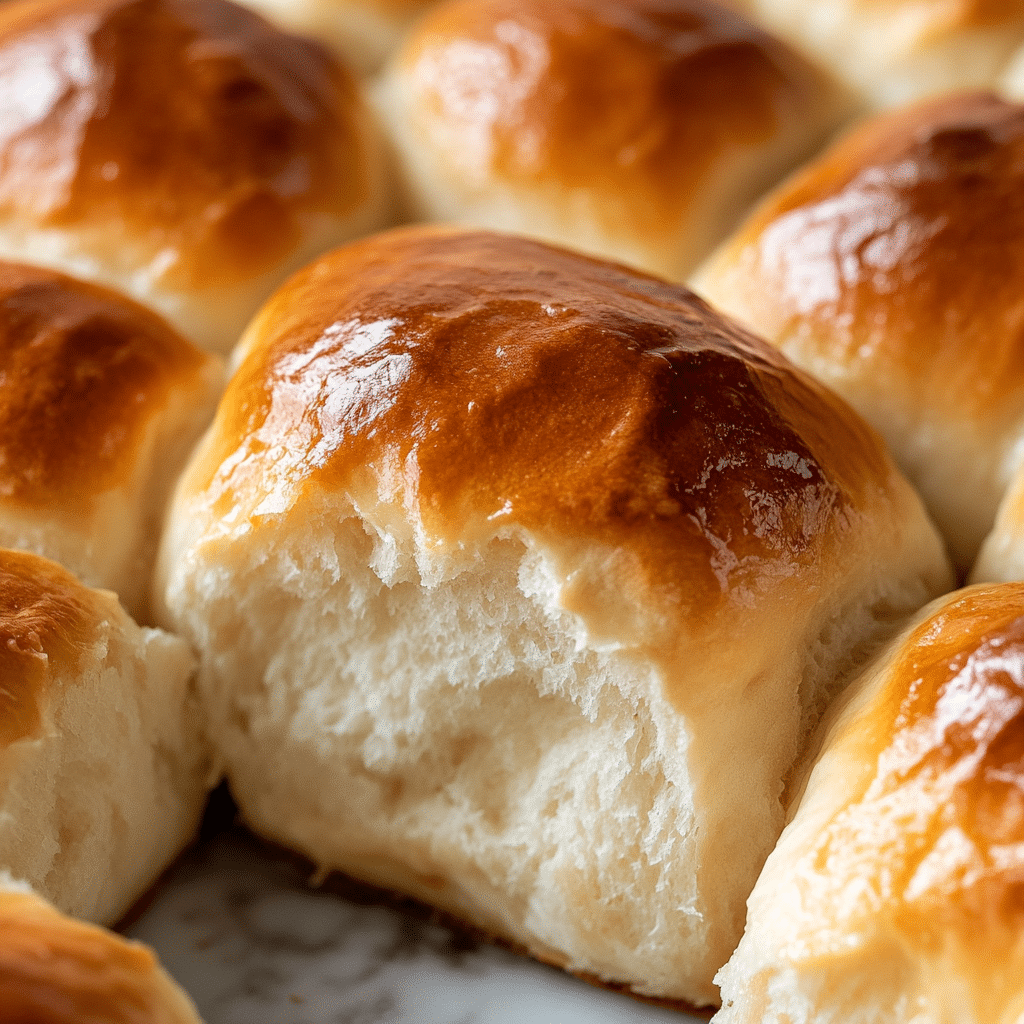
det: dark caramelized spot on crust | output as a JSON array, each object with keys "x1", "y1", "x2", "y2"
[
  {"x1": 202, "y1": 228, "x2": 889, "y2": 618},
  {"x1": 0, "y1": 0, "x2": 369, "y2": 287},
  {"x1": 0, "y1": 890, "x2": 176, "y2": 1023},
  {"x1": 726, "y1": 92, "x2": 1024, "y2": 415},
  {"x1": 0, "y1": 551, "x2": 98, "y2": 748},
  {"x1": 400, "y1": 0, "x2": 828, "y2": 235},
  {"x1": 0, "y1": 263, "x2": 208, "y2": 509}
]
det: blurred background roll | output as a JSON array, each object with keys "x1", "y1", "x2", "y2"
[
  {"x1": 0, "y1": 262, "x2": 221, "y2": 622},
  {"x1": 697, "y1": 91, "x2": 1024, "y2": 573},
  {"x1": 0, "y1": 0, "x2": 395, "y2": 354},
  {"x1": 375, "y1": 0, "x2": 850, "y2": 282}
]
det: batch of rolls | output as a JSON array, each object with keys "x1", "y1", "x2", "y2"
[{"x1": 1, "y1": 0, "x2": 1023, "y2": 1021}]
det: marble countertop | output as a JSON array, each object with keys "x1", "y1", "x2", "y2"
[{"x1": 125, "y1": 801, "x2": 708, "y2": 1024}]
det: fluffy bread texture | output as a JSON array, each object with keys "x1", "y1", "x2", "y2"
[
  {"x1": 696, "y1": 91, "x2": 1024, "y2": 572},
  {"x1": 0, "y1": 873, "x2": 204, "y2": 1024},
  {"x1": 0, "y1": 0, "x2": 395, "y2": 354},
  {"x1": 0, "y1": 262, "x2": 222, "y2": 622},
  {"x1": 155, "y1": 226, "x2": 952, "y2": 1005},
  {"x1": 0, "y1": 550, "x2": 211, "y2": 927},
  {"x1": 715, "y1": 582, "x2": 1024, "y2": 1024},
  {"x1": 729, "y1": 0, "x2": 1024, "y2": 108},
  {"x1": 234, "y1": 0, "x2": 441, "y2": 74},
  {"x1": 374, "y1": 0, "x2": 850, "y2": 282}
]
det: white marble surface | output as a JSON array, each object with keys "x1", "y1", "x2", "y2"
[{"x1": 126, "y1": 811, "x2": 709, "y2": 1024}]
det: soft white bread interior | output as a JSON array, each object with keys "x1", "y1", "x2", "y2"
[
  {"x1": 973, "y1": 468, "x2": 1024, "y2": 584},
  {"x1": 0, "y1": 872, "x2": 204, "y2": 1024},
  {"x1": 234, "y1": 0, "x2": 441, "y2": 74},
  {"x1": 0, "y1": 0, "x2": 395, "y2": 354},
  {"x1": 696, "y1": 91, "x2": 1024, "y2": 573},
  {"x1": 374, "y1": 0, "x2": 850, "y2": 282},
  {"x1": 0, "y1": 550, "x2": 211, "y2": 927},
  {"x1": 0, "y1": 262, "x2": 221, "y2": 623},
  {"x1": 729, "y1": 0, "x2": 1024, "y2": 109},
  {"x1": 715, "y1": 582, "x2": 1024, "y2": 1024},
  {"x1": 156, "y1": 226, "x2": 952, "y2": 1005}
]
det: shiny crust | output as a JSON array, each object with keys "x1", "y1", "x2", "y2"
[
  {"x1": 787, "y1": 584, "x2": 1024, "y2": 1013},
  {"x1": 191, "y1": 227, "x2": 899, "y2": 652},
  {"x1": 0, "y1": 887, "x2": 202, "y2": 1024},
  {"x1": 701, "y1": 91, "x2": 1024, "y2": 418},
  {"x1": 394, "y1": 0, "x2": 836, "y2": 238},
  {"x1": 0, "y1": 262, "x2": 212, "y2": 509},
  {"x1": 0, "y1": 551, "x2": 99, "y2": 750},
  {"x1": 0, "y1": 0, "x2": 370, "y2": 288}
]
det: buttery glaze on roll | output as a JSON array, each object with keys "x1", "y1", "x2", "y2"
[
  {"x1": 0, "y1": 550, "x2": 209, "y2": 928},
  {"x1": 0, "y1": 875, "x2": 204, "y2": 1024},
  {"x1": 156, "y1": 227, "x2": 950, "y2": 1005},
  {"x1": 0, "y1": 0, "x2": 393, "y2": 353},
  {"x1": 697, "y1": 91, "x2": 1024, "y2": 572},
  {"x1": 0, "y1": 262, "x2": 221, "y2": 621},
  {"x1": 729, "y1": 0, "x2": 1024, "y2": 108},
  {"x1": 375, "y1": 0, "x2": 849, "y2": 281},
  {"x1": 716, "y1": 582, "x2": 1024, "y2": 1024},
  {"x1": 234, "y1": 0, "x2": 441, "y2": 74}
]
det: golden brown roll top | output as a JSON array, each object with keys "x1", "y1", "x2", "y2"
[
  {"x1": 715, "y1": 582, "x2": 1024, "y2": 1024},
  {"x1": 0, "y1": 0, "x2": 393, "y2": 352},
  {"x1": 697, "y1": 91, "x2": 1024, "y2": 570},
  {"x1": 731, "y1": 0, "x2": 1024, "y2": 108},
  {"x1": 375, "y1": 0, "x2": 848, "y2": 281},
  {"x1": 188, "y1": 227, "x2": 932, "y2": 657},
  {"x1": 0, "y1": 880, "x2": 203, "y2": 1024},
  {"x1": 0, "y1": 263, "x2": 212, "y2": 509},
  {"x1": 0, "y1": 262, "x2": 221, "y2": 620}
]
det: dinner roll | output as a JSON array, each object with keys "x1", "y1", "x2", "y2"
[
  {"x1": 0, "y1": 550, "x2": 210, "y2": 927},
  {"x1": 696, "y1": 91, "x2": 1024, "y2": 572},
  {"x1": 0, "y1": 262, "x2": 221, "y2": 622},
  {"x1": 715, "y1": 582, "x2": 1024, "y2": 1024},
  {"x1": 730, "y1": 0, "x2": 1024, "y2": 108},
  {"x1": 374, "y1": 0, "x2": 849, "y2": 282},
  {"x1": 0, "y1": 874, "x2": 203, "y2": 1024},
  {"x1": 235, "y1": 0, "x2": 440, "y2": 74},
  {"x1": 0, "y1": 0, "x2": 393, "y2": 354},
  {"x1": 156, "y1": 226, "x2": 951, "y2": 1005}
]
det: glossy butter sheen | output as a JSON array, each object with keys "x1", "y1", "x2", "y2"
[
  {"x1": 0, "y1": 888, "x2": 198, "y2": 1024},
  {"x1": 808, "y1": 584, "x2": 1024, "y2": 987},
  {"x1": 0, "y1": 0, "x2": 369, "y2": 287},
  {"x1": 398, "y1": 0, "x2": 825, "y2": 234},
  {"x1": 720, "y1": 92, "x2": 1024, "y2": 415},
  {"x1": 198, "y1": 228, "x2": 891, "y2": 621},
  {"x1": 0, "y1": 551, "x2": 98, "y2": 749},
  {"x1": 0, "y1": 263, "x2": 209, "y2": 508}
]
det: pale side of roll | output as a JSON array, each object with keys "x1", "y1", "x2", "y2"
[
  {"x1": 374, "y1": 0, "x2": 851, "y2": 283},
  {"x1": 730, "y1": 0, "x2": 1024, "y2": 109},
  {"x1": 0, "y1": 550, "x2": 212, "y2": 927},
  {"x1": 155, "y1": 226, "x2": 952, "y2": 1006},
  {"x1": 0, "y1": 872, "x2": 204, "y2": 1024},
  {"x1": 715, "y1": 582, "x2": 1024, "y2": 1024},
  {"x1": 0, "y1": 262, "x2": 222, "y2": 622},
  {"x1": 0, "y1": 0, "x2": 395, "y2": 354},
  {"x1": 696, "y1": 91, "x2": 1024, "y2": 573},
  {"x1": 234, "y1": 0, "x2": 441, "y2": 74}
]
